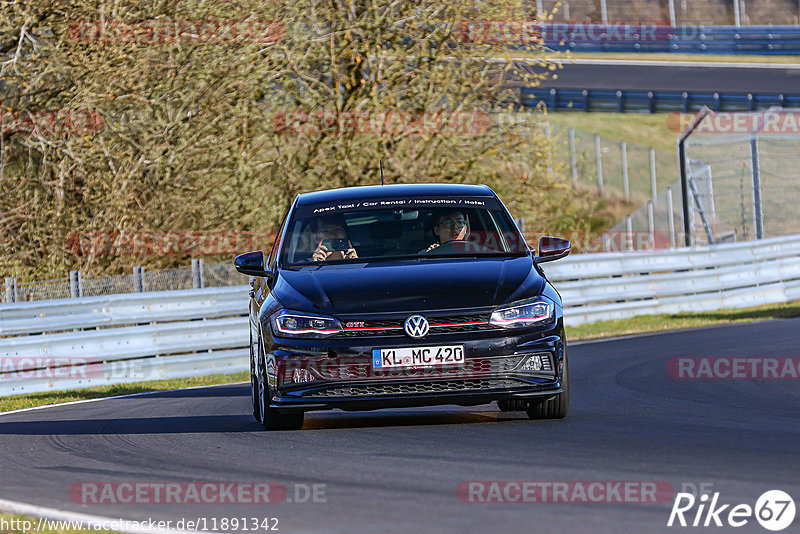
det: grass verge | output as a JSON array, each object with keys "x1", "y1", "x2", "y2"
[
  {"x1": 0, "y1": 371, "x2": 248, "y2": 414},
  {"x1": 546, "y1": 112, "x2": 676, "y2": 152},
  {"x1": 567, "y1": 300, "x2": 800, "y2": 341}
]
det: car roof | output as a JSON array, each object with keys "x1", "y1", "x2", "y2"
[{"x1": 294, "y1": 183, "x2": 496, "y2": 206}]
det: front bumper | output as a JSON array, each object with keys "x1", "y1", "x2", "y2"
[{"x1": 264, "y1": 318, "x2": 566, "y2": 413}]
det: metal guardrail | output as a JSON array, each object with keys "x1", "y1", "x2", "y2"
[
  {"x1": 522, "y1": 87, "x2": 800, "y2": 113},
  {"x1": 543, "y1": 234, "x2": 800, "y2": 325},
  {"x1": 0, "y1": 286, "x2": 248, "y2": 335},
  {"x1": 1, "y1": 234, "x2": 799, "y2": 396},
  {"x1": 539, "y1": 25, "x2": 800, "y2": 55},
  {"x1": 0, "y1": 287, "x2": 251, "y2": 396}
]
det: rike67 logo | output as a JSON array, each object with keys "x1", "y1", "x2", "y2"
[{"x1": 668, "y1": 490, "x2": 795, "y2": 531}]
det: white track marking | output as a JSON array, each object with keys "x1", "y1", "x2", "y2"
[{"x1": 0, "y1": 497, "x2": 202, "y2": 534}]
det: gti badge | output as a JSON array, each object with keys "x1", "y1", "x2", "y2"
[{"x1": 404, "y1": 315, "x2": 430, "y2": 338}]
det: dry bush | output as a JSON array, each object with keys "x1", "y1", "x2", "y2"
[{"x1": 0, "y1": 0, "x2": 612, "y2": 281}]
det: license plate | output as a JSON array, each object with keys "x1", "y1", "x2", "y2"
[{"x1": 372, "y1": 345, "x2": 465, "y2": 369}]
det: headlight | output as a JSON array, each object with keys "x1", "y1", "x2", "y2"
[
  {"x1": 271, "y1": 310, "x2": 342, "y2": 338},
  {"x1": 490, "y1": 297, "x2": 553, "y2": 328}
]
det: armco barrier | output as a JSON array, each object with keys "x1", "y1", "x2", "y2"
[
  {"x1": 1, "y1": 234, "x2": 799, "y2": 396},
  {"x1": 542, "y1": 234, "x2": 800, "y2": 326},
  {"x1": 522, "y1": 87, "x2": 800, "y2": 113},
  {"x1": 540, "y1": 25, "x2": 800, "y2": 55}
]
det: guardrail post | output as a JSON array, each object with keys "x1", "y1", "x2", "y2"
[
  {"x1": 569, "y1": 127, "x2": 578, "y2": 186},
  {"x1": 4, "y1": 277, "x2": 17, "y2": 303},
  {"x1": 582, "y1": 89, "x2": 589, "y2": 112},
  {"x1": 713, "y1": 92, "x2": 721, "y2": 111},
  {"x1": 621, "y1": 141, "x2": 630, "y2": 200},
  {"x1": 133, "y1": 266, "x2": 145, "y2": 293},
  {"x1": 549, "y1": 88, "x2": 557, "y2": 111},
  {"x1": 747, "y1": 93, "x2": 755, "y2": 111},
  {"x1": 648, "y1": 92, "x2": 655, "y2": 113},
  {"x1": 750, "y1": 136, "x2": 764, "y2": 239},
  {"x1": 668, "y1": 0, "x2": 677, "y2": 27},
  {"x1": 625, "y1": 216, "x2": 633, "y2": 251},
  {"x1": 69, "y1": 270, "x2": 82, "y2": 298},
  {"x1": 667, "y1": 187, "x2": 677, "y2": 248},
  {"x1": 650, "y1": 147, "x2": 658, "y2": 205},
  {"x1": 192, "y1": 259, "x2": 204, "y2": 289},
  {"x1": 594, "y1": 135, "x2": 603, "y2": 195},
  {"x1": 682, "y1": 92, "x2": 690, "y2": 112},
  {"x1": 616, "y1": 90, "x2": 624, "y2": 113}
]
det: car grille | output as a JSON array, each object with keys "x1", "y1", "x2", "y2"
[
  {"x1": 305, "y1": 378, "x2": 526, "y2": 397},
  {"x1": 339, "y1": 312, "x2": 500, "y2": 337},
  {"x1": 312, "y1": 354, "x2": 530, "y2": 380}
]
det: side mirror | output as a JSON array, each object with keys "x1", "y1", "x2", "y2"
[
  {"x1": 535, "y1": 236, "x2": 571, "y2": 263},
  {"x1": 234, "y1": 251, "x2": 275, "y2": 279}
]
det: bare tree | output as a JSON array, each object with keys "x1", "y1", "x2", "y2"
[{"x1": 0, "y1": 0, "x2": 578, "y2": 279}]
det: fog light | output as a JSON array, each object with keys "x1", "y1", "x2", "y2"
[
  {"x1": 521, "y1": 355, "x2": 543, "y2": 372},
  {"x1": 292, "y1": 368, "x2": 315, "y2": 383}
]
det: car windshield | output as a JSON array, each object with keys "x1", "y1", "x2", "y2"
[{"x1": 281, "y1": 196, "x2": 528, "y2": 266}]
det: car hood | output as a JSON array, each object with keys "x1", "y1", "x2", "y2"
[{"x1": 272, "y1": 256, "x2": 544, "y2": 315}]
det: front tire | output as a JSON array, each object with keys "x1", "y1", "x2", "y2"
[
  {"x1": 526, "y1": 348, "x2": 569, "y2": 420},
  {"x1": 255, "y1": 335, "x2": 304, "y2": 431},
  {"x1": 250, "y1": 329, "x2": 261, "y2": 422}
]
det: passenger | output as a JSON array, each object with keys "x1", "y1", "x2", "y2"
[
  {"x1": 312, "y1": 215, "x2": 358, "y2": 261},
  {"x1": 422, "y1": 209, "x2": 469, "y2": 253}
]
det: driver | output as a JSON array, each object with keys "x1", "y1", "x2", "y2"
[
  {"x1": 422, "y1": 209, "x2": 469, "y2": 253},
  {"x1": 311, "y1": 215, "x2": 358, "y2": 261}
]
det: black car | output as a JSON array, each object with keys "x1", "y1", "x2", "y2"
[{"x1": 234, "y1": 183, "x2": 571, "y2": 430}]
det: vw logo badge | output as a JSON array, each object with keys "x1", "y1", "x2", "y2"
[{"x1": 404, "y1": 315, "x2": 430, "y2": 338}]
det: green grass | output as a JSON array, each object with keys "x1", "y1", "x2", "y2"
[
  {"x1": 0, "y1": 371, "x2": 248, "y2": 413},
  {"x1": 567, "y1": 299, "x2": 800, "y2": 341},
  {"x1": 547, "y1": 112, "x2": 677, "y2": 153}
]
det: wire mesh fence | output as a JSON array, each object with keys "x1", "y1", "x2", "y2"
[
  {"x1": 684, "y1": 130, "x2": 800, "y2": 245},
  {"x1": 4, "y1": 261, "x2": 248, "y2": 303},
  {"x1": 548, "y1": 122, "x2": 677, "y2": 206},
  {"x1": 536, "y1": 0, "x2": 800, "y2": 26}
]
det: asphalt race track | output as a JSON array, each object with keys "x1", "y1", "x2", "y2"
[
  {"x1": 539, "y1": 60, "x2": 800, "y2": 93},
  {"x1": 0, "y1": 319, "x2": 798, "y2": 533}
]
